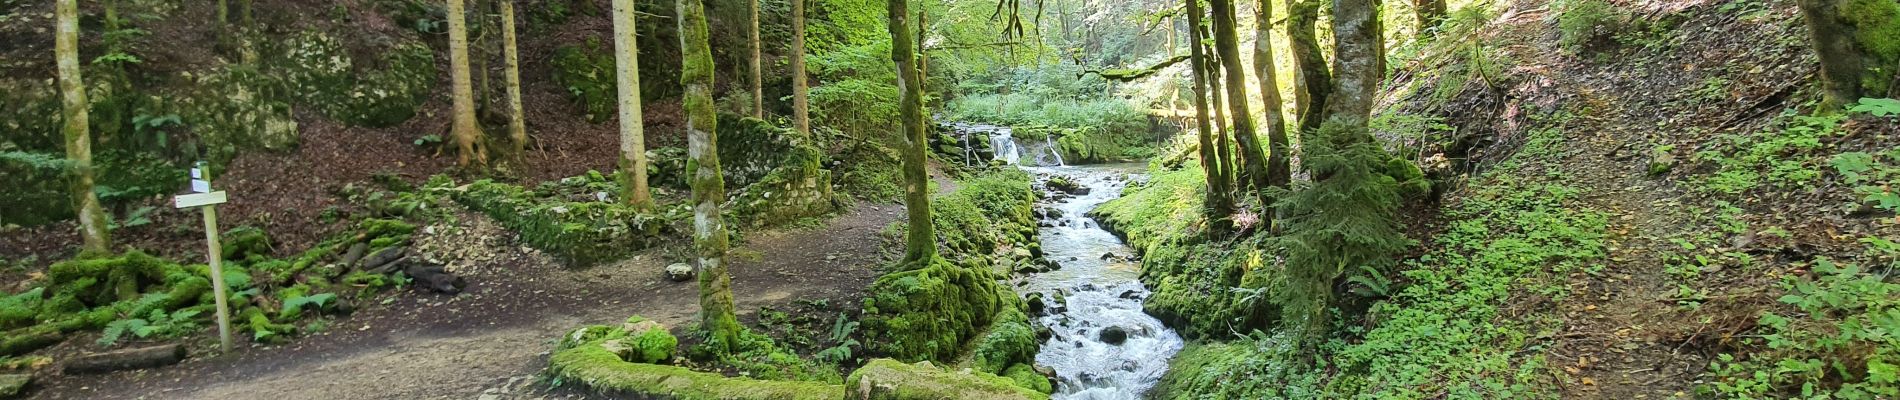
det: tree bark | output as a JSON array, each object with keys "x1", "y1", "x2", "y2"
[
  {"x1": 1287, "y1": 0, "x2": 1331, "y2": 134},
  {"x1": 1797, "y1": 0, "x2": 1899, "y2": 108},
  {"x1": 1255, "y1": 0, "x2": 1291, "y2": 209},
  {"x1": 890, "y1": 0, "x2": 936, "y2": 264},
  {"x1": 63, "y1": 344, "x2": 186, "y2": 375},
  {"x1": 1186, "y1": 0, "x2": 1234, "y2": 235},
  {"x1": 614, "y1": 0, "x2": 654, "y2": 209},
  {"x1": 1323, "y1": 0, "x2": 1384, "y2": 128},
  {"x1": 791, "y1": 0, "x2": 811, "y2": 137},
  {"x1": 750, "y1": 0, "x2": 764, "y2": 118},
  {"x1": 502, "y1": 1, "x2": 527, "y2": 161},
  {"x1": 57, "y1": 0, "x2": 110, "y2": 254},
  {"x1": 678, "y1": 0, "x2": 740, "y2": 352},
  {"x1": 448, "y1": 0, "x2": 485, "y2": 166},
  {"x1": 1210, "y1": 0, "x2": 1268, "y2": 200}
]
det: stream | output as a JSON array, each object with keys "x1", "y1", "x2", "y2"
[{"x1": 965, "y1": 122, "x2": 1185, "y2": 399}]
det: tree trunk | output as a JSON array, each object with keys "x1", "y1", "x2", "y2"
[
  {"x1": 890, "y1": 0, "x2": 936, "y2": 264},
  {"x1": 1323, "y1": 0, "x2": 1384, "y2": 128},
  {"x1": 614, "y1": 0, "x2": 654, "y2": 209},
  {"x1": 502, "y1": 1, "x2": 527, "y2": 160},
  {"x1": 63, "y1": 344, "x2": 186, "y2": 375},
  {"x1": 677, "y1": 0, "x2": 740, "y2": 352},
  {"x1": 1287, "y1": 0, "x2": 1331, "y2": 134},
  {"x1": 1186, "y1": 0, "x2": 1234, "y2": 235},
  {"x1": 1255, "y1": 0, "x2": 1291, "y2": 199},
  {"x1": 1211, "y1": 0, "x2": 1268, "y2": 202},
  {"x1": 792, "y1": 0, "x2": 811, "y2": 137},
  {"x1": 1797, "y1": 0, "x2": 1900, "y2": 108},
  {"x1": 448, "y1": 0, "x2": 485, "y2": 166},
  {"x1": 1416, "y1": 0, "x2": 1446, "y2": 36},
  {"x1": 57, "y1": 0, "x2": 110, "y2": 254},
  {"x1": 750, "y1": 0, "x2": 764, "y2": 118},
  {"x1": 1205, "y1": 41, "x2": 1236, "y2": 189}
]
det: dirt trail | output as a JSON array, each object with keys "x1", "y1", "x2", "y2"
[{"x1": 27, "y1": 203, "x2": 901, "y2": 400}]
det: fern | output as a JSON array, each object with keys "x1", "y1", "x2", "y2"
[
  {"x1": 283, "y1": 293, "x2": 337, "y2": 311},
  {"x1": 1271, "y1": 120, "x2": 1417, "y2": 341}
]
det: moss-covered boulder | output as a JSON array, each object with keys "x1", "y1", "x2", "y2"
[
  {"x1": 551, "y1": 39, "x2": 617, "y2": 123},
  {"x1": 860, "y1": 257, "x2": 1009, "y2": 363},
  {"x1": 844, "y1": 359, "x2": 1049, "y2": 400},
  {"x1": 652, "y1": 115, "x2": 837, "y2": 226},
  {"x1": 547, "y1": 329, "x2": 840, "y2": 399},
  {"x1": 453, "y1": 177, "x2": 676, "y2": 266},
  {"x1": 273, "y1": 30, "x2": 435, "y2": 127}
]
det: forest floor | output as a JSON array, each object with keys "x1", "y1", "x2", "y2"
[{"x1": 22, "y1": 200, "x2": 903, "y2": 400}]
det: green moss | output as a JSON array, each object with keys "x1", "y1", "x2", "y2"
[
  {"x1": 454, "y1": 178, "x2": 677, "y2": 266},
  {"x1": 550, "y1": 39, "x2": 618, "y2": 123},
  {"x1": 614, "y1": 316, "x2": 678, "y2": 364},
  {"x1": 969, "y1": 308, "x2": 1036, "y2": 375},
  {"x1": 1000, "y1": 364, "x2": 1053, "y2": 395},
  {"x1": 1844, "y1": 0, "x2": 1900, "y2": 93},
  {"x1": 275, "y1": 31, "x2": 435, "y2": 127},
  {"x1": 222, "y1": 226, "x2": 272, "y2": 260},
  {"x1": 843, "y1": 359, "x2": 1048, "y2": 400},
  {"x1": 548, "y1": 335, "x2": 840, "y2": 400},
  {"x1": 861, "y1": 257, "x2": 1009, "y2": 363}
]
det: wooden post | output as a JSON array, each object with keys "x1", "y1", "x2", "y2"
[{"x1": 175, "y1": 162, "x2": 233, "y2": 352}]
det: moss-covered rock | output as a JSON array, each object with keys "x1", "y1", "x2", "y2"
[
  {"x1": 551, "y1": 39, "x2": 618, "y2": 123},
  {"x1": 453, "y1": 177, "x2": 677, "y2": 266},
  {"x1": 844, "y1": 359, "x2": 1049, "y2": 400},
  {"x1": 548, "y1": 332, "x2": 840, "y2": 399},
  {"x1": 969, "y1": 308, "x2": 1037, "y2": 376},
  {"x1": 273, "y1": 30, "x2": 435, "y2": 128},
  {"x1": 608, "y1": 316, "x2": 677, "y2": 364},
  {"x1": 861, "y1": 257, "x2": 1009, "y2": 364},
  {"x1": 1000, "y1": 364, "x2": 1053, "y2": 395}
]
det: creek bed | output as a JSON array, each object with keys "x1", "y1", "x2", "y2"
[{"x1": 1020, "y1": 164, "x2": 1183, "y2": 399}]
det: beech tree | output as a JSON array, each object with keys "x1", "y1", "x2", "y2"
[
  {"x1": 448, "y1": 0, "x2": 485, "y2": 166},
  {"x1": 614, "y1": 0, "x2": 655, "y2": 209},
  {"x1": 502, "y1": 0, "x2": 527, "y2": 159},
  {"x1": 1209, "y1": 0, "x2": 1270, "y2": 205},
  {"x1": 1796, "y1": 0, "x2": 1900, "y2": 108},
  {"x1": 1323, "y1": 0, "x2": 1384, "y2": 127},
  {"x1": 1287, "y1": 0, "x2": 1330, "y2": 133},
  {"x1": 1186, "y1": 0, "x2": 1235, "y2": 235},
  {"x1": 792, "y1": 0, "x2": 811, "y2": 136},
  {"x1": 1253, "y1": 0, "x2": 1291, "y2": 209},
  {"x1": 678, "y1": 0, "x2": 741, "y2": 352},
  {"x1": 890, "y1": 0, "x2": 936, "y2": 264},
  {"x1": 57, "y1": 0, "x2": 110, "y2": 254},
  {"x1": 749, "y1": 0, "x2": 765, "y2": 118}
]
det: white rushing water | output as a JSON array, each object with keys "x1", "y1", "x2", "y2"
[{"x1": 1021, "y1": 164, "x2": 1182, "y2": 399}]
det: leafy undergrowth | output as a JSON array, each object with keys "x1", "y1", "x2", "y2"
[{"x1": 1129, "y1": 123, "x2": 1609, "y2": 398}]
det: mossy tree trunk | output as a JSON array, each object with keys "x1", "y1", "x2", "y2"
[
  {"x1": 1210, "y1": 0, "x2": 1269, "y2": 203},
  {"x1": 1204, "y1": 39, "x2": 1238, "y2": 193},
  {"x1": 1323, "y1": 0, "x2": 1384, "y2": 128},
  {"x1": 750, "y1": 0, "x2": 765, "y2": 118},
  {"x1": 1186, "y1": 0, "x2": 1234, "y2": 236},
  {"x1": 502, "y1": 0, "x2": 528, "y2": 160},
  {"x1": 448, "y1": 0, "x2": 486, "y2": 167},
  {"x1": 1287, "y1": 0, "x2": 1331, "y2": 134},
  {"x1": 614, "y1": 0, "x2": 654, "y2": 209},
  {"x1": 1797, "y1": 0, "x2": 1900, "y2": 108},
  {"x1": 792, "y1": 0, "x2": 811, "y2": 137},
  {"x1": 1255, "y1": 0, "x2": 1291, "y2": 216},
  {"x1": 890, "y1": 0, "x2": 936, "y2": 264},
  {"x1": 57, "y1": 0, "x2": 110, "y2": 254},
  {"x1": 1416, "y1": 0, "x2": 1446, "y2": 36},
  {"x1": 678, "y1": 0, "x2": 741, "y2": 352}
]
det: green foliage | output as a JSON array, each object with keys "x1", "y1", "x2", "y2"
[
  {"x1": 1704, "y1": 259, "x2": 1900, "y2": 399},
  {"x1": 1830, "y1": 149, "x2": 1900, "y2": 212},
  {"x1": 550, "y1": 39, "x2": 617, "y2": 123},
  {"x1": 1002, "y1": 363, "x2": 1053, "y2": 394},
  {"x1": 1555, "y1": 0, "x2": 1625, "y2": 53},
  {"x1": 1270, "y1": 121, "x2": 1418, "y2": 336},
  {"x1": 97, "y1": 307, "x2": 203, "y2": 347},
  {"x1": 814, "y1": 313, "x2": 862, "y2": 365},
  {"x1": 1692, "y1": 110, "x2": 1842, "y2": 194},
  {"x1": 1093, "y1": 163, "x2": 1265, "y2": 338},
  {"x1": 1852, "y1": 98, "x2": 1900, "y2": 117},
  {"x1": 969, "y1": 308, "x2": 1036, "y2": 376},
  {"x1": 1152, "y1": 333, "x2": 1322, "y2": 399}
]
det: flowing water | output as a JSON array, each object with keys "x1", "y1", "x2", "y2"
[{"x1": 954, "y1": 122, "x2": 1184, "y2": 398}]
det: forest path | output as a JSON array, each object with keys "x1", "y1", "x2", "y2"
[{"x1": 27, "y1": 202, "x2": 903, "y2": 400}]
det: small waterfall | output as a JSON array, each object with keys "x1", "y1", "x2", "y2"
[
  {"x1": 991, "y1": 127, "x2": 1022, "y2": 165},
  {"x1": 1041, "y1": 137, "x2": 1066, "y2": 166}
]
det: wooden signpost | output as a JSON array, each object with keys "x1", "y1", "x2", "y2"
[{"x1": 174, "y1": 162, "x2": 234, "y2": 352}]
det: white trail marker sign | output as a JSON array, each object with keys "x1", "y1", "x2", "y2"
[{"x1": 174, "y1": 162, "x2": 234, "y2": 352}]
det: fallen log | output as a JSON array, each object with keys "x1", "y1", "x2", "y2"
[{"x1": 62, "y1": 344, "x2": 187, "y2": 375}]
